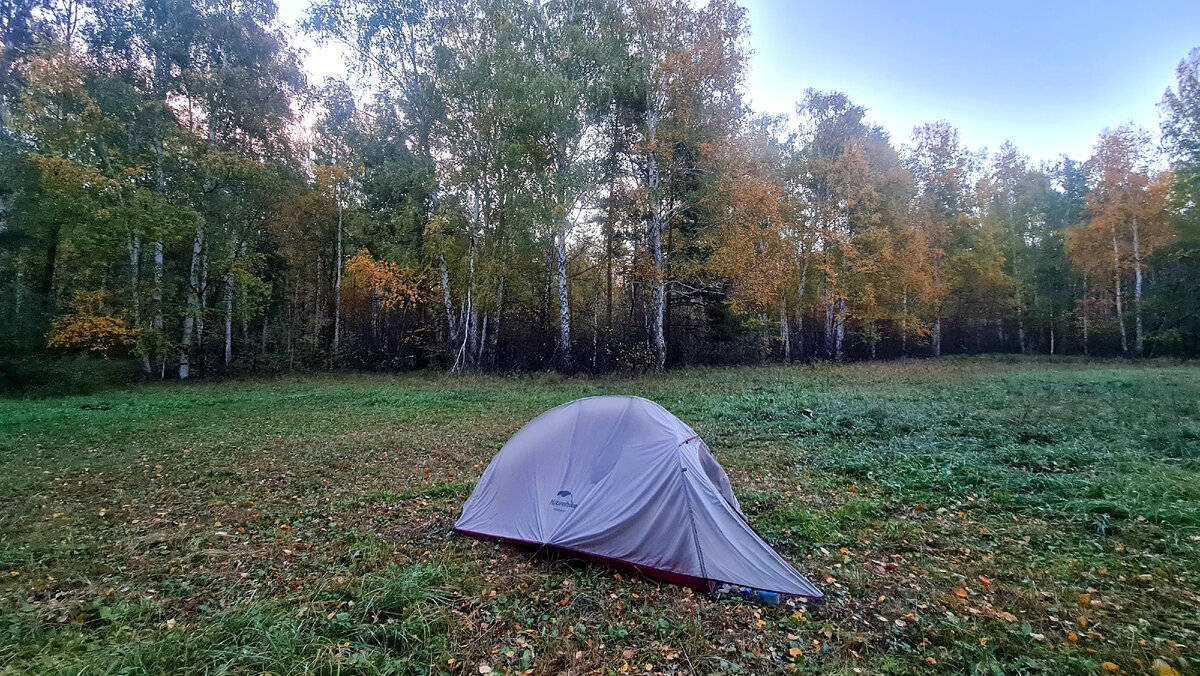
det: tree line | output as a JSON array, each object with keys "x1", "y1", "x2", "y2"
[{"x1": 1, "y1": 0, "x2": 1198, "y2": 383}]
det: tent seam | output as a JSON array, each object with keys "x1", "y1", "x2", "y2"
[{"x1": 677, "y1": 440, "x2": 709, "y2": 587}]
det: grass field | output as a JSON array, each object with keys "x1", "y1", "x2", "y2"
[{"x1": 1, "y1": 358, "x2": 1197, "y2": 675}]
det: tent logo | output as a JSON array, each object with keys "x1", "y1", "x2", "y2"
[{"x1": 550, "y1": 490, "x2": 578, "y2": 511}]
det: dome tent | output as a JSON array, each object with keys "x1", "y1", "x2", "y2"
[{"x1": 454, "y1": 396, "x2": 823, "y2": 599}]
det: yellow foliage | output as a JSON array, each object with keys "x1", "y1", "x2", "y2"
[{"x1": 47, "y1": 291, "x2": 141, "y2": 356}]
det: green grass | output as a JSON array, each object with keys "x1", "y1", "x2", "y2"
[{"x1": 1, "y1": 357, "x2": 1197, "y2": 674}]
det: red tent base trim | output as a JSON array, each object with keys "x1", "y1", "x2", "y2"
[{"x1": 454, "y1": 527, "x2": 824, "y2": 602}]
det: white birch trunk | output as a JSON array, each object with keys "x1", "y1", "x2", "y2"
[
  {"x1": 333, "y1": 196, "x2": 343, "y2": 350},
  {"x1": 128, "y1": 235, "x2": 141, "y2": 327},
  {"x1": 1131, "y1": 216, "x2": 1143, "y2": 355},
  {"x1": 556, "y1": 224, "x2": 572, "y2": 371},
  {"x1": 796, "y1": 246, "x2": 809, "y2": 361},
  {"x1": 152, "y1": 241, "x2": 163, "y2": 332},
  {"x1": 779, "y1": 294, "x2": 790, "y2": 362},
  {"x1": 224, "y1": 278, "x2": 233, "y2": 367},
  {"x1": 440, "y1": 255, "x2": 454, "y2": 345},
  {"x1": 179, "y1": 225, "x2": 203, "y2": 380},
  {"x1": 834, "y1": 297, "x2": 846, "y2": 361},
  {"x1": 646, "y1": 109, "x2": 667, "y2": 371},
  {"x1": 489, "y1": 277, "x2": 504, "y2": 365}
]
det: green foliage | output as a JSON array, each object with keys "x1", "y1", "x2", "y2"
[{"x1": 0, "y1": 0, "x2": 1198, "y2": 386}]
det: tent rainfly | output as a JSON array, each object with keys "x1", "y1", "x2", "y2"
[{"x1": 454, "y1": 396, "x2": 823, "y2": 599}]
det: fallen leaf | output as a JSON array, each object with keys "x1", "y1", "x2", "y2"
[{"x1": 954, "y1": 589, "x2": 968, "y2": 598}]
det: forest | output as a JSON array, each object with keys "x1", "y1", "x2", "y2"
[{"x1": 1, "y1": 0, "x2": 1199, "y2": 385}]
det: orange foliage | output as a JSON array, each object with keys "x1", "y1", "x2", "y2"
[
  {"x1": 344, "y1": 250, "x2": 430, "y2": 310},
  {"x1": 47, "y1": 291, "x2": 141, "y2": 356}
]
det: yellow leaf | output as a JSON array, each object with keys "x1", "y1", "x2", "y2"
[
  {"x1": 789, "y1": 648, "x2": 803, "y2": 658},
  {"x1": 1151, "y1": 659, "x2": 1180, "y2": 676},
  {"x1": 1078, "y1": 593, "x2": 1091, "y2": 609},
  {"x1": 1101, "y1": 663, "x2": 1119, "y2": 672}
]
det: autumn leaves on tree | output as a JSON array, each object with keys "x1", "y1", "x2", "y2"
[{"x1": 1, "y1": 2, "x2": 1198, "y2": 379}]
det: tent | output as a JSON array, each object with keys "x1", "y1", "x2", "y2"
[{"x1": 454, "y1": 396, "x2": 823, "y2": 600}]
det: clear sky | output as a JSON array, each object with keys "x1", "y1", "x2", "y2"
[
  {"x1": 740, "y1": 0, "x2": 1200, "y2": 163},
  {"x1": 277, "y1": 0, "x2": 1200, "y2": 164}
]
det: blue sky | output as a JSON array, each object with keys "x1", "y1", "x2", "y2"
[
  {"x1": 740, "y1": 0, "x2": 1200, "y2": 162},
  {"x1": 278, "y1": 0, "x2": 1200, "y2": 164}
]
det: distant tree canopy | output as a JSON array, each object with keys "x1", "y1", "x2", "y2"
[{"x1": 1, "y1": 1, "x2": 1197, "y2": 382}]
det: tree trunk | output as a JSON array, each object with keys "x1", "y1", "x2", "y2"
[
  {"x1": 605, "y1": 192, "x2": 615, "y2": 337},
  {"x1": 1018, "y1": 312, "x2": 1027, "y2": 355},
  {"x1": 38, "y1": 220, "x2": 61, "y2": 307},
  {"x1": 823, "y1": 282, "x2": 834, "y2": 360},
  {"x1": 179, "y1": 225, "x2": 204, "y2": 380},
  {"x1": 129, "y1": 236, "x2": 152, "y2": 375},
  {"x1": 834, "y1": 297, "x2": 846, "y2": 361},
  {"x1": 224, "y1": 276, "x2": 233, "y2": 367},
  {"x1": 127, "y1": 235, "x2": 141, "y2": 327},
  {"x1": 933, "y1": 316, "x2": 942, "y2": 357},
  {"x1": 1111, "y1": 228, "x2": 1128, "y2": 354},
  {"x1": 152, "y1": 241, "x2": 164, "y2": 331},
  {"x1": 467, "y1": 248, "x2": 476, "y2": 369},
  {"x1": 779, "y1": 294, "x2": 790, "y2": 362},
  {"x1": 1049, "y1": 314, "x2": 1056, "y2": 355},
  {"x1": 556, "y1": 223, "x2": 572, "y2": 372},
  {"x1": 796, "y1": 248, "x2": 809, "y2": 361},
  {"x1": 333, "y1": 196, "x2": 343, "y2": 351},
  {"x1": 646, "y1": 112, "x2": 667, "y2": 371},
  {"x1": 440, "y1": 255, "x2": 454, "y2": 348},
  {"x1": 490, "y1": 277, "x2": 505, "y2": 367},
  {"x1": 370, "y1": 287, "x2": 380, "y2": 345},
  {"x1": 196, "y1": 246, "x2": 208, "y2": 377},
  {"x1": 901, "y1": 290, "x2": 908, "y2": 356},
  {"x1": 1131, "y1": 215, "x2": 1143, "y2": 355},
  {"x1": 13, "y1": 270, "x2": 23, "y2": 320}
]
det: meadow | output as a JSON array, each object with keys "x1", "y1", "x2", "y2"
[{"x1": 0, "y1": 358, "x2": 1197, "y2": 675}]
